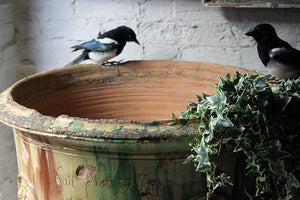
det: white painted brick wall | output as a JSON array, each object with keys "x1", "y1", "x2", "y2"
[
  {"x1": 0, "y1": 1, "x2": 18, "y2": 200},
  {"x1": 10, "y1": 0, "x2": 300, "y2": 73},
  {"x1": 1, "y1": 0, "x2": 300, "y2": 199}
]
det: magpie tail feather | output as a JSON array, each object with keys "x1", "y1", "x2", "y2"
[{"x1": 65, "y1": 51, "x2": 89, "y2": 67}]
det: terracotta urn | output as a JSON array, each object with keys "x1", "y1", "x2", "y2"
[{"x1": 0, "y1": 61, "x2": 252, "y2": 200}]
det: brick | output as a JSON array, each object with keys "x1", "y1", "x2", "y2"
[
  {"x1": 74, "y1": 0, "x2": 139, "y2": 21},
  {"x1": 111, "y1": 42, "x2": 144, "y2": 62},
  {"x1": 174, "y1": 0, "x2": 203, "y2": 12},
  {"x1": 181, "y1": 46, "x2": 241, "y2": 67},
  {"x1": 0, "y1": 124, "x2": 18, "y2": 200},
  {"x1": 139, "y1": 0, "x2": 174, "y2": 21},
  {"x1": 143, "y1": 44, "x2": 179, "y2": 60},
  {"x1": 2, "y1": 44, "x2": 18, "y2": 68},
  {"x1": 240, "y1": 47, "x2": 268, "y2": 74}
]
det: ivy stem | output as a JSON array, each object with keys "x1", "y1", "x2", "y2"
[
  {"x1": 217, "y1": 136, "x2": 223, "y2": 157},
  {"x1": 271, "y1": 174, "x2": 282, "y2": 199},
  {"x1": 214, "y1": 136, "x2": 223, "y2": 177}
]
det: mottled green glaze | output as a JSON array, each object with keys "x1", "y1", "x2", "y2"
[{"x1": 12, "y1": 128, "x2": 206, "y2": 199}]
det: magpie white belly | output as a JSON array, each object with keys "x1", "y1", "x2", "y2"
[
  {"x1": 88, "y1": 49, "x2": 117, "y2": 64},
  {"x1": 267, "y1": 60, "x2": 300, "y2": 79}
]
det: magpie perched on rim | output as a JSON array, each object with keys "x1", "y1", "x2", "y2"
[
  {"x1": 65, "y1": 26, "x2": 139, "y2": 67},
  {"x1": 245, "y1": 23, "x2": 300, "y2": 80}
]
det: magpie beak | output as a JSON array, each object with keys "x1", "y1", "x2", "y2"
[
  {"x1": 245, "y1": 28, "x2": 255, "y2": 36},
  {"x1": 134, "y1": 39, "x2": 140, "y2": 45}
]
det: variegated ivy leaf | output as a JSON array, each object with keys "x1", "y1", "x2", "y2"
[{"x1": 182, "y1": 72, "x2": 300, "y2": 200}]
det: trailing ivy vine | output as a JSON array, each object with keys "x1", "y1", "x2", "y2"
[{"x1": 180, "y1": 72, "x2": 300, "y2": 200}]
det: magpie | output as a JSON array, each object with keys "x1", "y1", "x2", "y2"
[
  {"x1": 65, "y1": 26, "x2": 139, "y2": 67},
  {"x1": 245, "y1": 23, "x2": 300, "y2": 80}
]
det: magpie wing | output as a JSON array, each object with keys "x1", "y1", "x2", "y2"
[
  {"x1": 71, "y1": 39, "x2": 117, "y2": 52},
  {"x1": 270, "y1": 47, "x2": 300, "y2": 66}
]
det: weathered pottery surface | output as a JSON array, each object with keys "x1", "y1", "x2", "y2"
[{"x1": 0, "y1": 61, "x2": 253, "y2": 200}]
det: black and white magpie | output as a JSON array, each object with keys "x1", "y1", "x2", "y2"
[
  {"x1": 245, "y1": 23, "x2": 300, "y2": 80},
  {"x1": 65, "y1": 26, "x2": 139, "y2": 67}
]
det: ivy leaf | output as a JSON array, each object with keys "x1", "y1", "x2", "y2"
[
  {"x1": 253, "y1": 74, "x2": 271, "y2": 92},
  {"x1": 181, "y1": 71, "x2": 300, "y2": 200},
  {"x1": 206, "y1": 90, "x2": 226, "y2": 107},
  {"x1": 233, "y1": 139, "x2": 244, "y2": 152},
  {"x1": 195, "y1": 139, "x2": 211, "y2": 172},
  {"x1": 222, "y1": 127, "x2": 243, "y2": 143},
  {"x1": 215, "y1": 115, "x2": 234, "y2": 129},
  {"x1": 183, "y1": 154, "x2": 195, "y2": 164},
  {"x1": 281, "y1": 96, "x2": 292, "y2": 110}
]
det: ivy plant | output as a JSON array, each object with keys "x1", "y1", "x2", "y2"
[{"x1": 179, "y1": 72, "x2": 300, "y2": 200}]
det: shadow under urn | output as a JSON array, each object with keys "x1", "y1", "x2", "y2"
[{"x1": 0, "y1": 60, "x2": 254, "y2": 200}]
